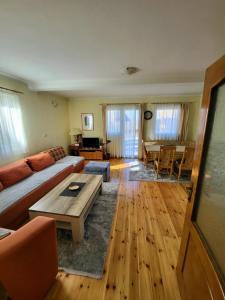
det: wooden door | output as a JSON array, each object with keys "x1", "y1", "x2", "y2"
[{"x1": 177, "y1": 55, "x2": 225, "y2": 300}]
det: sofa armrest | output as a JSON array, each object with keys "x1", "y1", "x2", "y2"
[{"x1": 0, "y1": 216, "x2": 58, "y2": 300}]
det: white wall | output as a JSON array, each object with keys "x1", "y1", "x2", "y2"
[
  {"x1": 0, "y1": 75, "x2": 70, "y2": 166},
  {"x1": 69, "y1": 95, "x2": 201, "y2": 142}
]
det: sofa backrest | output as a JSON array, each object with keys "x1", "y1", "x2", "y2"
[{"x1": 47, "y1": 146, "x2": 66, "y2": 161}]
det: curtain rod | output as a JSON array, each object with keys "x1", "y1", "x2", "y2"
[
  {"x1": 151, "y1": 102, "x2": 189, "y2": 104},
  {"x1": 99, "y1": 102, "x2": 189, "y2": 106},
  {"x1": 0, "y1": 86, "x2": 24, "y2": 94},
  {"x1": 99, "y1": 102, "x2": 147, "y2": 105}
]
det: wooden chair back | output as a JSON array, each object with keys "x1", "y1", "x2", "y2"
[
  {"x1": 158, "y1": 146, "x2": 176, "y2": 169},
  {"x1": 181, "y1": 147, "x2": 195, "y2": 169},
  {"x1": 143, "y1": 143, "x2": 160, "y2": 164},
  {"x1": 146, "y1": 150, "x2": 160, "y2": 161},
  {"x1": 174, "y1": 146, "x2": 185, "y2": 161}
]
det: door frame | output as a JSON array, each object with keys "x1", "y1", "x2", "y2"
[
  {"x1": 176, "y1": 55, "x2": 225, "y2": 299},
  {"x1": 105, "y1": 104, "x2": 142, "y2": 158}
]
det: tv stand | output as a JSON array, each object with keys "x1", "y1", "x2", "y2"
[{"x1": 79, "y1": 148, "x2": 103, "y2": 160}]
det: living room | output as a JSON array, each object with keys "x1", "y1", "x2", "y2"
[
  {"x1": 0, "y1": 1, "x2": 225, "y2": 300},
  {"x1": 0, "y1": 74, "x2": 201, "y2": 166}
]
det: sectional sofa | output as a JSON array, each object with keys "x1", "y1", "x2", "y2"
[{"x1": 0, "y1": 146, "x2": 84, "y2": 229}]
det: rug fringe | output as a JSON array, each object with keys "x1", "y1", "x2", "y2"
[{"x1": 58, "y1": 267, "x2": 103, "y2": 279}]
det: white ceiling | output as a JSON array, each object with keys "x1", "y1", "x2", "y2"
[{"x1": 0, "y1": 0, "x2": 224, "y2": 98}]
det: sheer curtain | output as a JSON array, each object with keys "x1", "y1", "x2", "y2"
[
  {"x1": 106, "y1": 104, "x2": 141, "y2": 158},
  {"x1": 150, "y1": 103, "x2": 182, "y2": 140},
  {"x1": 179, "y1": 103, "x2": 189, "y2": 141},
  {"x1": 0, "y1": 91, "x2": 27, "y2": 159}
]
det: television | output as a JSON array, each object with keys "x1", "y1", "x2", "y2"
[{"x1": 82, "y1": 137, "x2": 100, "y2": 149}]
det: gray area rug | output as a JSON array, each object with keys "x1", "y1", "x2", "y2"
[
  {"x1": 129, "y1": 163, "x2": 191, "y2": 183},
  {"x1": 57, "y1": 182, "x2": 119, "y2": 279}
]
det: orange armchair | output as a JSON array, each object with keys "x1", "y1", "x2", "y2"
[{"x1": 0, "y1": 217, "x2": 58, "y2": 300}]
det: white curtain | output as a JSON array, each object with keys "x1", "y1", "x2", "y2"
[
  {"x1": 150, "y1": 103, "x2": 182, "y2": 140},
  {"x1": 0, "y1": 91, "x2": 27, "y2": 159},
  {"x1": 106, "y1": 104, "x2": 141, "y2": 158}
]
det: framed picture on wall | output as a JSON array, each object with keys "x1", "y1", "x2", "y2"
[{"x1": 81, "y1": 113, "x2": 94, "y2": 131}]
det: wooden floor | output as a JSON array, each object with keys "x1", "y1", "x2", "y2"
[{"x1": 45, "y1": 159, "x2": 187, "y2": 300}]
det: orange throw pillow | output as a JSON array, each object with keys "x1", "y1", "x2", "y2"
[
  {"x1": 0, "y1": 181, "x2": 3, "y2": 192},
  {"x1": 0, "y1": 161, "x2": 33, "y2": 188},
  {"x1": 27, "y1": 152, "x2": 55, "y2": 171}
]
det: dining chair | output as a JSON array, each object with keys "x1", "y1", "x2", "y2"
[
  {"x1": 154, "y1": 146, "x2": 176, "y2": 178},
  {"x1": 175, "y1": 146, "x2": 195, "y2": 180},
  {"x1": 143, "y1": 143, "x2": 160, "y2": 165}
]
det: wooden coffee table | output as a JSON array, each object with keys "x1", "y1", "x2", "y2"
[{"x1": 29, "y1": 173, "x2": 103, "y2": 242}]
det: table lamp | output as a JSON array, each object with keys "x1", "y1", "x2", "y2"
[{"x1": 69, "y1": 128, "x2": 82, "y2": 144}]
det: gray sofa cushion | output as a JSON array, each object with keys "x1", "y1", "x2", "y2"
[
  {"x1": 55, "y1": 156, "x2": 84, "y2": 166},
  {"x1": 0, "y1": 163, "x2": 71, "y2": 214}
]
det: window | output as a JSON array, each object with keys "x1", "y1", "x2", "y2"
[
  {"x1": 106, "y1": 108, "x2": 121, "y2": 135},
  {"x1": 0, "y1": 91, "x2": 27, "y2": 159},
  {"x1": 106, "y1": 104, "x2": 141, "y2": 158},
  {"x1": 150, "y1": 103, "x2": 181, "y2": 140}
]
